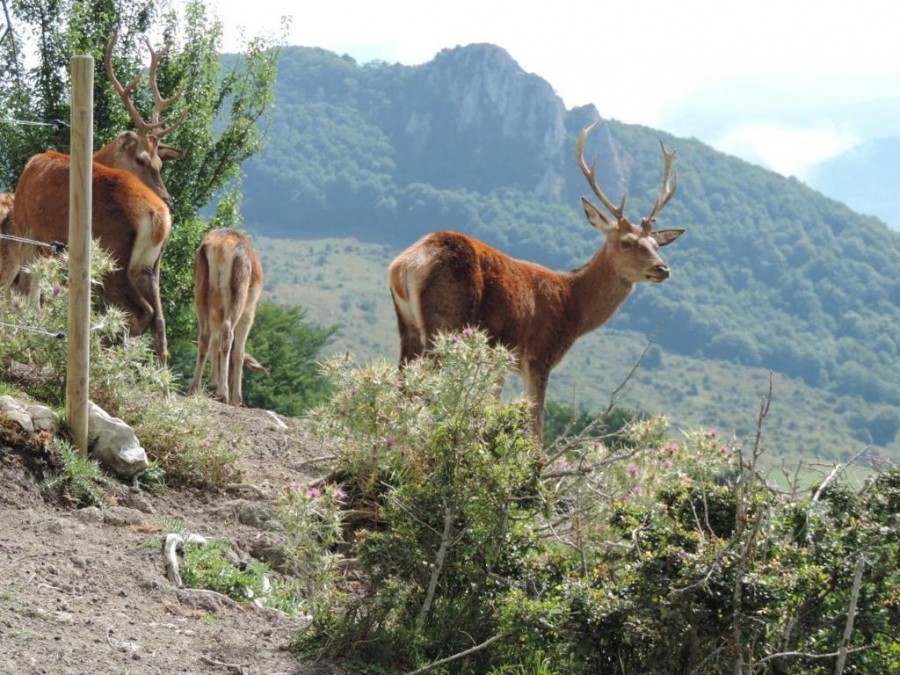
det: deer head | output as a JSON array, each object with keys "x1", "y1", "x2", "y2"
[
  {"x1": 96, "y1": 31, "x2": 188, "y2": 208},
  {"x1": 576, "y1": 121, "x2": 684, "y2": 283}
]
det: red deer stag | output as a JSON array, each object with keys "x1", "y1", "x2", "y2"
[
  {"x1": 389, "y1": 121, "x2": 685, "y2": 437},
  {"x1": 188, "y1": 228, "x2": 266, "y2": 406},
  {"x1": 1, "y1": 32, "x2": 187, "y2": 365}
]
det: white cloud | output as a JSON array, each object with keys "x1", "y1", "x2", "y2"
[{"x1": 711, "y1": 123, "x2": 862, "y2": 178}]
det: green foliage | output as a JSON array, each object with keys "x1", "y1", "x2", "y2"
[
  {"x1": 295, "y1": 331, "x2": 898, "y2": 673},
  {"x1": 301, "y1": 330, "x2": 545, "y2": 669},
  {"x1": 276, "y1": 482, "x2": 346, "y2": 616},
  {"x1": 542, "y1": 400, "x2": 652, "y2": 448},
  {"x1": 126, "y1": 393, "x2": 240, "y2": 487},
  {"x1": 0, "y1": 239, "x2": 239, "y2": 489},
  {"x1": 180, "y1": 538, "x2": 294, "y2": 610},
  {"x1": 42, "y1": 439, "x2": 110, "y2": 507},
  {"x1": 239, "y1": 303, "x2": 336, "y2": 415}
]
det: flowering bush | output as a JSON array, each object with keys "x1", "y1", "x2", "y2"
[{"x1": 297, "y1": 328, "x2": 899, "y2": 674}]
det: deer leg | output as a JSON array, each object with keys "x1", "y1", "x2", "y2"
[
  {"x1": 521, "y1": 360, "x2": 550, "y2": 440},
  {"x1": 148, "y1": 258, "x2": 167, "y2": 368},
  {"x1": 229, "y1": 310, "x2": 252, "y2": 406},
  {"x1": 126, "y1": 261, "x2": 167, "y2": 367},
  {"x1": 215, "y1": 319, "x2": 235, "y2": 404},
  {"x1": 229, "y1": 284, "x2": 260, "y2": 406},
  {"x1": 392, "y1": 295, "x2": 425, "y2": 365},
  {"x1": 188, "y1": 312, "x2": 211, "y2": 395},
  {"x1": 0, "y1": 241, "x2": 24, "y2": 302}
]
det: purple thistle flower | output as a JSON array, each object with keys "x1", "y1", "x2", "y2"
[
  {"x1": 462, "y1": 327, "x2": 474, "y2": 336},
  {"x1": 663, "y1": 459, "x2": 672, "y2": 469},
  {"x1": 52, "y1": 285, "x2": 63, "y2": 298},
  {"x1": 626, "y1": 464, "x2": 639, "y2": 477},
  {"x1": 307, "y1": 487, "x2": 321, "y2": 498}
]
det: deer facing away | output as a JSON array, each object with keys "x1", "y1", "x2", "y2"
[
  {"x1": 189, "y1": 228, "x2": 266, "y2": 406},
  {"x1": 389, "y1": 122, "x2": 685, "y2": 437},
  {"x1": 0, "y1": 32, "x2": 187, "y2": 365}
]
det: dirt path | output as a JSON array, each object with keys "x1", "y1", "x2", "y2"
[{"x1": 0, "y1": 401, "x2": 345, "y2": 675}]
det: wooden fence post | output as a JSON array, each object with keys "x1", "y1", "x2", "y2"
[{"x1": 66, "y1": 55, "x2": 93, "y2": 453}]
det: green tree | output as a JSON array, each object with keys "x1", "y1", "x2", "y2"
[{"x1": 238, "y1": 303, "x2": 337, "y2": 416}]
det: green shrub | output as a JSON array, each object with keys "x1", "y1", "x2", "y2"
[
  {"x1": 0, "y1": 245, "x2": 240, "y2": 488},
  {"x1": 294, "y1": 329, "x2": 899, "y2": 674}
]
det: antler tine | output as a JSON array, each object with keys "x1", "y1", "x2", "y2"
[
  {"x1": 104, "y1": 31, "x2": 162, "y2": 136},
  {"x1": 143, "y1": 37, "x2": 186, "y2": 139},
  {"x1": 644, "y1": 141, "x2": 678, "y2": 225},
  {"x1": 576, "y1": 121, "x2": 628, "y2": 221}
]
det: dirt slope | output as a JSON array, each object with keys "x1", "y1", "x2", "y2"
[{"x1": 0, "y1": 401, "x2": 345, "y2": 675}]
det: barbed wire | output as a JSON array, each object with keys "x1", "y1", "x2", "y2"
[
  {"x1": 0, "y1": 117, "x2": 68, "y2": 130},
  {"x1": 0, "y1": 232, "x2": 67, "y2": 253},
  {"x1": 0, "y1": 319, "x2": 64, "y2": 339}
]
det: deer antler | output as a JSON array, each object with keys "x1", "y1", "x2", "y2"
[
  {"x1": 642, "y1": 141, "x2": 678, "y2": 229},
  {"x1": 142, "y1": 37, "x2": 188, "y2": 139},
  {"x1": 104, "y1": 31, "x2": 187, "y2": 140},
  {"x1": 576, "y1": 121, "x2": 628, "y2": 222}
]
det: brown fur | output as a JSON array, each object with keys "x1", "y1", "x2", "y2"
[
  {"x1": 0, "y1": 34, "x2": 185, "y2": 365},
  {"x1": 2, "y1": 143, "x2": 176, "y2": 364},
  {"x1": 188, "y1": 228, "x2": 265, "y2": 406},
  {"x1": 390, "y1": 135, "x2": 685, "y2": 437}
]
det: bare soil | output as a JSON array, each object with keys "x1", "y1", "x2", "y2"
[{"x1": 0, "y1": 400, "x2": 347, "y2": 675}]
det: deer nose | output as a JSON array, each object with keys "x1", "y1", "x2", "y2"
[{"x1": 655, "y1": 264, "x2": 670, "y2": 279}]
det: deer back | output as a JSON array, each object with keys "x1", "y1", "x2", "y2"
[
  {"x1": 390, "y1": 230, "x2": 581, "y2": 361},
  {"x1": 13, "y1": 151, "x2": 170, "y2": 269}
]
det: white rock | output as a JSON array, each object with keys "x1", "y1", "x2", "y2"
[
  {"x1": 0, "y1": 395, "x2": 34, "y2": 433},
  {"x1": 87, "y1": 402, "x2": 149, "y2": 477}
]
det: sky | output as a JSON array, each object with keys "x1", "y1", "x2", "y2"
[{"x1": 209, "y1": 0, "x2": 900, "y2": 179}]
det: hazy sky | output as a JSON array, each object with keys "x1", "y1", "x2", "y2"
[{"x1": 209, "y1": 0, "x2": 899, "y2": 178}]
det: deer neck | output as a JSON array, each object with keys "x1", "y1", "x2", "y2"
[{"x1": 568, "y1": 246, "x2": 634, "y2": 337}]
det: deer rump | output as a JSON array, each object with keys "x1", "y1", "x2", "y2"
[
  {"x1": 6, "y1": 152, "x2": 172, "y2": 361},
  {"x1": 189, "y1": 228, "x2": 266, "y2": 406}
]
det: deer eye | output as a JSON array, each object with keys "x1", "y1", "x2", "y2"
[{"x1": 621, "y1": 240, "x2": 633, "y2": 249}]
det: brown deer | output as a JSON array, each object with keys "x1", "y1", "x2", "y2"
[
  {"x1": 0, "y1": 192, "x2": 25, "y2": 295},
  {"x1": 188, "y1": 228, "x2": 266, "y2": 406},
  {"x1": 389, "y1": 121, "x2": 685, "y2": 437},
  {"x1": 0, "y1": 32, "x2": 187, "y2": 365}
]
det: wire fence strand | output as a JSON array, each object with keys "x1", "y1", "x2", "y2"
[
  {"x1": 0, "y1": 232, "x2": 67, "y2": 252},
  {"x1": 0, "y1": 117, "x2": 69, "y2": 130}
]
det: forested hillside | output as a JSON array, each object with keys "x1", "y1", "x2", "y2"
[{"x1": 239, "y1": 45, "x2": 900, "y2": 451}]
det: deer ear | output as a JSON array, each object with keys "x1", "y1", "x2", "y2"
[
  {"x1": 116, "y1": 130, "x2": 140, "y2": 151},
  {"x1": 653, "y1": 229, "x2": 685, "y2": 246},
  {"x1": 581, "y1": 197, "x2": 615, "y2": 235},
  {"x1": 157, "y1": 143, "x2": 183, "y2": 161}
]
